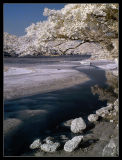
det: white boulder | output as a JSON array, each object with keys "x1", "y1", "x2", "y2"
[
  {"x1": 96, "y1": 106, "x2": 111, "y2": 116},
  {"x1": 71, "y1": 117, "x2": 86, "y2": 133},
  {"x1": 64, "y1": 136, "x2": 83, "y2": 152},
  {"x1": 88, "y1": 114, "x2": 99, "y2": 122},
  {"x1": 40, "y1": 142, "x2": 60, "y2": 152},
  {"x1": 29, "y1": 139, "x2": 41, "y2": 149}
]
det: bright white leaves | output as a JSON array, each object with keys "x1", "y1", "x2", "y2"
[{"x1": 4, "y1": 4, "x2": 118, "y2": 57}]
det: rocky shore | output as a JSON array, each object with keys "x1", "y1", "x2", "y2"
[
  {"x1": 24, "y1": 98, "x2": 119, "y2": 157},
  {"x1": 24, "y1": 67, "x2": 119, "y2": 157}
]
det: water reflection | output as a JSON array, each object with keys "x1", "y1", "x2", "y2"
[{"x1": 91, "y1": 71, "x2": 118, "y2": 103}]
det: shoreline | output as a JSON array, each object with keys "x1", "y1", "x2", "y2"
[{"x1": 4, "y1": 58, "x2": 117, "y2": 100}]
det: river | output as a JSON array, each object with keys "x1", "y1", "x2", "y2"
[{"x1": 4, "y1": 56, "x2": 114, "y2": 156}]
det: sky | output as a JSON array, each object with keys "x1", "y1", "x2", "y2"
[{"x1": 4, "y1": 3, "x2": 66, "y2": 36}]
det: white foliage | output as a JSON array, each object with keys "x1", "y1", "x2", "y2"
[{"x1": 3, "y1": 4, "x2": 118, "y2": 57}]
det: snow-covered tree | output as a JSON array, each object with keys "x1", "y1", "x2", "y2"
[
  {"x1": 3, "y1": 32, "x2": 19, "y2": 56},
  {"x1": 4, "y1": 4, "x2": 118, "y2": 58}
]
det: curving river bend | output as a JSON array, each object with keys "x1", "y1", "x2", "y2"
[{"x1": 4, "y1": 56, "x2": 116, "y2": 156}]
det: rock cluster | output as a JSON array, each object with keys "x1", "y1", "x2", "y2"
[
  {"x1": 41, "y1": 142, "x2": 60, "y2": 153},
  {"x1": 30, "y1": 137, "x2": 60, "y2": 153},
  {"x1": 30, "y1": 117, "x2": 86, "y2": 153},
  {"x1": 29, "y1": 98, "x2": 118, "y2": 155},
  {"x1": 87, "y1": 99, "x2": 118, "y2": 122}
]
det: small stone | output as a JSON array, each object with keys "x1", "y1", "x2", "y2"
[
  {"x1": 30, "y1": 139, "x2": 41, "y2": 149},
  {"x1": 110, "y1": 120, "x2": 113, "y2": 123},
  {"x1": 71, "y1": 117, "x2": 86, "y2": 133},
  {"x1": 64, "y1": 136, "x2": 83, "y2": 152},
  {"x1": 88, "y1": 114, "x2": 99, "y2": 122},
  {"x1": 96, "y1": 107, "x2": 109, "y2": 116},
  {"x1": 41, "y1": 142, "x2": 60, "y2": 152}
]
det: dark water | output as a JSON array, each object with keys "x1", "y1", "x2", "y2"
[
  {"x1": 4, "y1": 55, "x2": 91, "y2": 66},
  {"x1": 4, "y1": 56, "x2": 110, "y2": 156}
]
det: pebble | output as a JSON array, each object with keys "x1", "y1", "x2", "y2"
[
  {"x1": 96, "y1": 107, "x2": 109, "y2": 116},
  {"x1": 41, "y1": 142, "x2": 60, "y2": 153},
  {"x1": 110, "y1": 120, "x2": 113, "y2": 123},
  {"x1": 88, "y1": 114, "x2": 99, "y2": 122}
]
